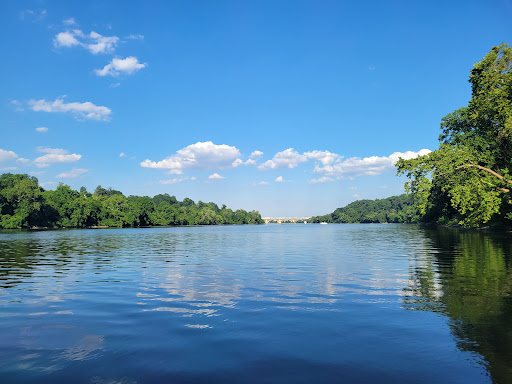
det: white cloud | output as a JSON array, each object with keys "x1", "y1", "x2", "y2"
[
  {"x1": 63, "y1": 18, "x2": 77, "y2": 26},
  {"x1": 250, "y1": 150, "x2": 264, "y2": 159},
  {"x1": 141, "y1": 141, "x2": 242, "y2": 173},
  {"x1": 119, "y1": 152, "x2": 127, "y2": 157},
  {"x1": 0, "y1": 149, "x2": 18, "y2": 162},
  {"x1": 208, "y1": 173, "x2": 225, "y2": 180},
  {"x1": 16, "y1": 158, "x2": 31, "y2": 164},
  {"x1": 88, "y1": 31, "x2": 119, "y2": 54},
  {"x1": 245, "y1": 150, "x2": 264, "y2": 165},
  {"x1": 35, "y1": 126, "x2": 48, "y2": 133},
  {"x1": 309, "y1": 176, "x2": 334, "y2": 184},
  {"x1": 95, "y1": 56, "x2": 147, "y2": 76},
  {"x1": 127, "y1": 34, "x2": 144, "y2": 40},
  {"x1": 54, "y1": 31, "x2": 80, "y2": 47},
  {"x1": 10, "y1": 100, "x2": 24, "y2": 111},
  {"x1": 257, "y1": 181, "x2": 269, "y2": 185},
  {"x1": 275, "y1": 176, "x2": 284, "y2": 182},
  {"x1": 258, "y1": 148, "x2": 308, "y2": 170},
  {"x1": 34, "y1": 148, "x2": 81, "y2": 168},
  {"x1": 29, "y1": 97, "x2": 112, "y2": 121},
  {"x1": 56, "y1": 168, "x2": 88, "y2": 178},
  {"x1": 305, "y1": 150, "x2": 341, "y2": 166},
  {"x1": 37, "y1": 147, "x2": 69, "y2": 154},
  {"x1": 53, "y1": 29, "x2": 119, "y2": 54},
  {"x1": 160, "y1": 177, "x2": 196, "y2": 184},
  {"x1": 314, "y1": 149, "x2": 431, "y2": 177}
]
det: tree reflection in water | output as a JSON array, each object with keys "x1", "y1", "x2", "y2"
[{"x1": 404, "y1": 227, "x2": 512, "y2": 383}]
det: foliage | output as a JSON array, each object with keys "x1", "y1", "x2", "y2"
[
  {"x1": 396, "y1": 44, "x2": 512, "y2": 227},
  {"x1": 0, "y1": 173, "x2": 264, "y2": 229},
  {"x1": 310, "y1": 194, "x2": 420, "y2": 224}
]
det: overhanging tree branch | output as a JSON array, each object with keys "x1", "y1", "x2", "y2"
[{"x1": 456, "y1": 163, "x2": 512, "y2": 188}]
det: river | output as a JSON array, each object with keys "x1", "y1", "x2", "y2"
[{"x1": 0, "y1": 224, "x2": 511, "y2": 383}]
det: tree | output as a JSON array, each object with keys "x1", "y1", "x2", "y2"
[
  {"x1": 397, "y1": 44, "x2": 512, "y2": 226},
  {"x1": 0, "y1": 173, "x2": 264, "y2": 228},
  {"x1": 0, "y1": 174, "x2": 44, "y2": 228}
]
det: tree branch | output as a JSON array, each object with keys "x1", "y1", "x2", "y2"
[{"x1": 456, "y1": 163, "x2": 512, "y2": 186}]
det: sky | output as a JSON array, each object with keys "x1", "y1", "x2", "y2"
[{"x1": 1, "y1": 0, "x2": 511, "y2": 217}]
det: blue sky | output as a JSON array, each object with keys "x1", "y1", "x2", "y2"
[{"x1": 1, "y1": 0, "x2": 511, "y2": 217}]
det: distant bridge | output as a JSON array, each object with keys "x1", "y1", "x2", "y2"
[{"x1": 262, "y1": 217, "x2": 311, "y2": 224}]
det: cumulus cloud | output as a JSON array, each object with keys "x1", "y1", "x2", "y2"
[
  {"x1": 245, "y1": 150, "x2": 264, "y2": 165},
  {"x1": 208, "y1": 173, "x2": 225, "y2": 180},
  {"x1": 29, "y1": 97, "x2": 112, "y2": 121},
  {"x1": 56, "y1": 168, "x2": 88, "y2": 178},
  {"x1": 250, "y1": 150, "x2": 264, "y2": 159},
  {"x1": 16, "y1": 158, "x2": 31, "y2": 164},
  {"x1": 257, "y1": 147, "x2": 431, "y2": 179},
  {"x1": 95, "y1": 56, "x2": 147, "y2": 76},
  {"x1": 0, "y1": 149, "x2": 18, "y2": 162},
  {"x1": 232, "y1": 158, "x2": 243, "y2": 167},
  {"x1": 304, "y1": 150, "x2": 341, "y2": 166},
  {"x1": 34, "y1": 147, "x2": 81, "y2": 168},
  {"x1": 141, "y1": 141, "x2": 242, "y2": 173},
  {"x1": 258, "y1": 148, "x2": 308, "y2": 170},
  {"x1": 314, "y1": 149, "x2": 431, "y2": 177},
  {"x1": 275, "y1": 176, "x2": 284, "y2": 182},
  {"x1": 54, "y1": 31, "x2": 80, "y2": 47},
  {"x1": 35, "y1": 126, "x2": 48, "y2": 133},
  {"x1": 53, "y1": 29, "x2": 119, "y2": 54}
]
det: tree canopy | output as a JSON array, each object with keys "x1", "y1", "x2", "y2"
[
  {"x1": 0, "y1": 173, "x2": 263, "y2": 229},
  {"x1": 310, "y1": 194, "x2": 419, "y2": 224},
  {"x1": 396, "y1": 43, "x2": 512, "y2": 227}
]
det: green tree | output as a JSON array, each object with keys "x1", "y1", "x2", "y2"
[
  {"x1": 43, "y1": 184, "x2": 80, "y2": 226},
  {"x1": 397, "y1": 44, "x2": 512, "y2": 226},
  {"x1": 0, "y1": 174, "x2": 44, "y2": 228}
]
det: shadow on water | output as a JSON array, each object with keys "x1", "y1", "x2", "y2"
[{"x1": 404, "y1": 227, "x2": 512, "y2": 383}]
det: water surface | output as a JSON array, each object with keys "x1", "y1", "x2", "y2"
[{"x1": 0, "y1": 224, "x2": 511, "y2": 383}]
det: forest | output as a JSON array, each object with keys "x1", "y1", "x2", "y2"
[
  {"x1": 309, "y1": 194, "x2": 419, "y2": 224},
  {"x1": 0, "y1": 173, "x2": 263, "y2": 229},
  {"x1": 397, "y1": 43, "x2": 512, "y2": 227}
]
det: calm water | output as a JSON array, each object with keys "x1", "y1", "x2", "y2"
[{"x1": 0, "y1": 224, "x2": 511, "y2": 383}]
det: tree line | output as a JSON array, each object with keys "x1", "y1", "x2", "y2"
[
  {"x1": 309, "y1": 194, "x2": 419, "y2": 224},
  {"x1": 396, "y1": 43, "x2": 512, "y2": 227},
  {"x1": 0, "y1": 173, "x2": 263, "y2": 229}
]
